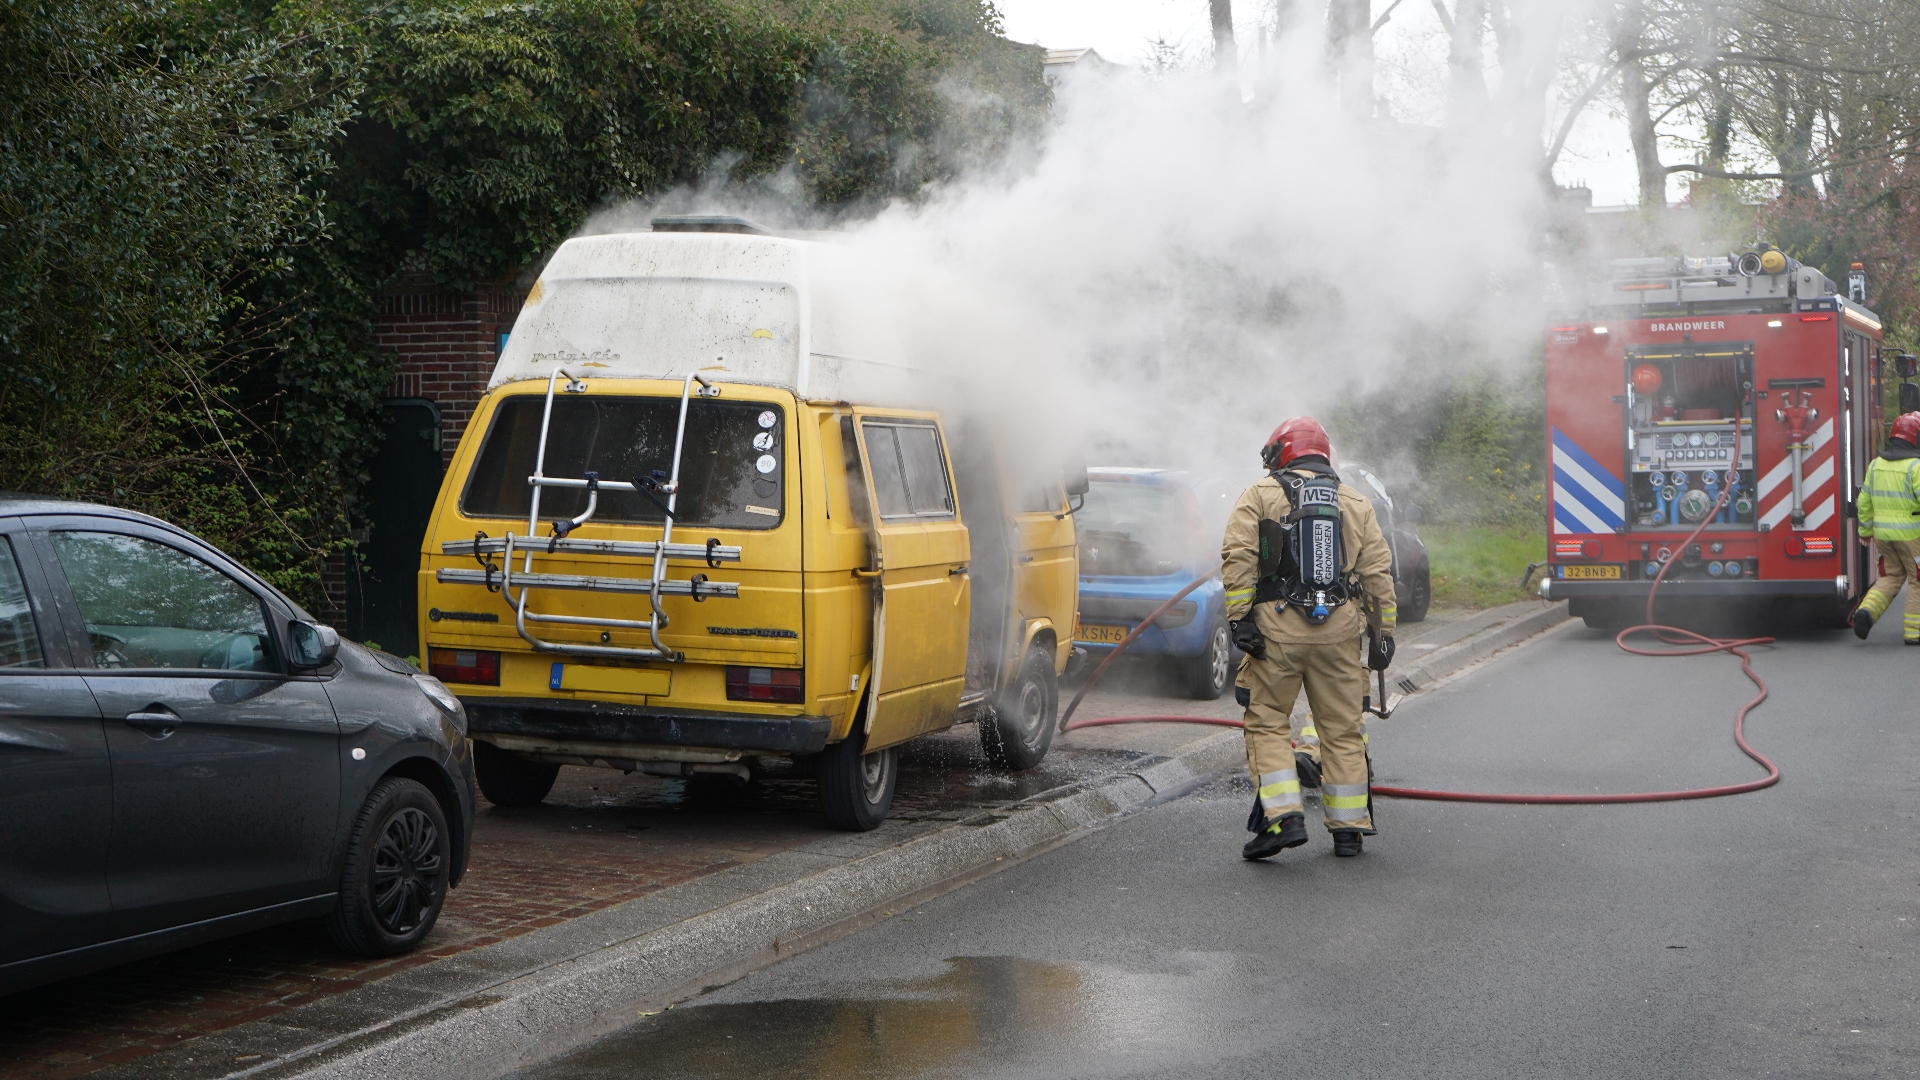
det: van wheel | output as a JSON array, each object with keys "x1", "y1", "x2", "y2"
[
  {"x1": 326, "y1": 777, "x2": 450, "y2": 957},
  {"x1": 1183, "y1": 617, "x2": 1232, "y2": 700},
  {"x1": 817, "y1": 734, "x2": 898, "y2": 832},
  {"x1": 473, "y1": 740, "x2": 559, "y2": 807},
  {"x1": 981, "y1": 646, "x2": 1057, "y2": 771}
]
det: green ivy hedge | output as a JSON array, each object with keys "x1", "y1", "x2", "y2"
[{"x1": 0, "y1": 0, "x2": 1045, "y2": 604}]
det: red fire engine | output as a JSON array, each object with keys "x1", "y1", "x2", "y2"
[{"x1": 1541, "y1": 249, "x2": 1887, "y2": 628}]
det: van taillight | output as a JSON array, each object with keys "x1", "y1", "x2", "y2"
[
  {"x1": 430, "y1": 649, "x2": 500, "y2": 685},
  {"x1": 726, "y1": 667, "x2": 803, "y2": 703}
]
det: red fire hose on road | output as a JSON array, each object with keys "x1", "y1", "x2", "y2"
[{"x1": 1058, "y1": 487, "x2": 1781, "y2": 805}]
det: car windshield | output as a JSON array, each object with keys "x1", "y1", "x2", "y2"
[
  {"x1": 1077, "y1": 481, "x2": 1201, "y2": 577},
  {"x1": 462, "y1": 395, "x2": 785, "y2": 530}
]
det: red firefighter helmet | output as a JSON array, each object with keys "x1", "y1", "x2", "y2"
[
  {"x1": 1262, "y1": 416, "x2": 1332, "y2": 469},
  {"x1": 1892, "y1": 412, "x2": 1920, "y2": 446}
]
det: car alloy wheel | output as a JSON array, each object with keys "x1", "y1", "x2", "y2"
[
  {"x1": 1185, "y1": 617, "x2": 1232, "y2": 699},
  {"x1": 327, "y1": 776, "x2": 452, "y2": 956},
  {"x1": 1208, "y1": 624, "x2": 1231, "y2": 686},
  {"x1": 372, "y1": 807, "x2": 443, "y2": 936}
]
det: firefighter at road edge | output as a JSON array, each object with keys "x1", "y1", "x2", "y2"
[
  {"x1": 1852, "y1": 411, "x2": 1920, "y2": 644},
  {"x1": 1224, "y1": 416, "x2": 1398, "y2": 860}
]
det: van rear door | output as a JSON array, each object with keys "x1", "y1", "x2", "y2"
[{"x1": 851, "y1": 412, "x2": 969, "y2": 749}]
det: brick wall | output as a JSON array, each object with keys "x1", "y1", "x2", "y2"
[
  {"x1": 317, "y1": 276, "x2": 525, "y2": 623},
  {"x1": 375, "y1": 275, "x2": 527, "y2": 463}
]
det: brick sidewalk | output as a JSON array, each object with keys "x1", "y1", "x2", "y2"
[
  {"x1": 0, "y1": 726, "x2": 1142, "y2": 1080},
  {"x1": 0, "y1": 607, "x2": 1487, "y2": 1079}
]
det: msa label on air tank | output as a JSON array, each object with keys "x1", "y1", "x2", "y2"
[
  {"x1": 1649, "y1": 320, "x2": 1728, "y2": 332},
  {"x1": 1298, "y1": 484, "x2": 1338, "y2": 507}
]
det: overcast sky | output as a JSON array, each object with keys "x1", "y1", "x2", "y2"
[{"x1": 993, "y1": 0, "x2": 1648, "y2": 206}]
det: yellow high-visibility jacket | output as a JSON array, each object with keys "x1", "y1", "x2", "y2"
[
  {"x1": 1222, "y1": 468, "x2": 1396, "y2": 643},
  {"x1": 1856, "y1": 454, "x2": 1920, "y2": 542}
]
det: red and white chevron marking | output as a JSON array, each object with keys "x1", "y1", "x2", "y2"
[{"x1": 1755, "y1": 418, "x2": 1835, "y2": 532}]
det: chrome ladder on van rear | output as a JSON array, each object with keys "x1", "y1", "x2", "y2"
[{"x1": 434, "y1": 368, "x2": 742, "y2": 661}]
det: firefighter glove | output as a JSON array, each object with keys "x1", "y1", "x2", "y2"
[
  {"x1": 1367, "y1": 631, "x2": 1395, "y2": 671},
  {"x1": 1230, "y1": 618, "x2": 1267, "y2": 659}
]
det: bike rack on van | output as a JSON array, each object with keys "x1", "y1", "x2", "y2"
[{"x1": 435, "y1": 367, "x2": 742, "y2": 661}]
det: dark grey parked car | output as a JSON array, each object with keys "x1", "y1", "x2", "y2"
[{"x1": 0, "y1": 498, "x2": 474, "y2": 994}]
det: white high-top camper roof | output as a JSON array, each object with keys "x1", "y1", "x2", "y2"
[{"x1": 491, "y1": 228, "x2": 933, "y2": 405}]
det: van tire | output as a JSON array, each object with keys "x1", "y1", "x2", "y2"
[
  {"x1": 473, "y1": 740, "x2": 559, "y2": 808},
  {"x1": 981, "y1": 646, "x2": 1057, "y2": 771},
  {"x1": 1183, "y1": 616, "x2": 1232, "y2": 700},
  {"x1": 817, "y1": 733, "x2": 898, "y2": 832}
]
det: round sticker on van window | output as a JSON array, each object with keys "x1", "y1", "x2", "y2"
[
  {"x1": 757, "y1": 410, "x2": 777, "y2": 429},
  {"x1": 752, "y1": 431, "x2": 776, "y2": 451},
  {"x1": 755, "y1": 454, "x2": 777, "y2": 474}
]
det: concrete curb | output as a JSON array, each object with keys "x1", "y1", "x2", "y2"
[{"x1": 96, "y1": 602, "x2": 1568, "y2": 1080}]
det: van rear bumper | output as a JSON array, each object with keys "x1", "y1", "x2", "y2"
[{"x1": 462, "y1": 698, "x2": 831, "y2": 755}]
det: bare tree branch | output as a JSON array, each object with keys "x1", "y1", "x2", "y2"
[
  {"x1": 1544, "y1": 59, "x2": 1630, "y2": 170},
  {"x1": 1372, "y1": 0, "x2": 1408, "y2": 34}
]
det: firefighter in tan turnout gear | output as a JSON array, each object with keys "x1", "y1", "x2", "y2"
[{"x1": 1223, "y1": 417, "x2": 1397, "y2": 860}]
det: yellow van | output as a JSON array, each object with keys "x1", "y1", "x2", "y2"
[{"x1": 417, "y1": 218, "x2": 1081, "y2": 829}]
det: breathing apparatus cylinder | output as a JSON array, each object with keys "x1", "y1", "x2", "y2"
[{"x1": 1253, "y1": 466, "x2": 1352, "y2": 625}]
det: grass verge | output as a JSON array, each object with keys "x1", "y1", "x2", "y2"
[{"x1": 1420, "y1": 524, "x2": 1543, "y2": 610}]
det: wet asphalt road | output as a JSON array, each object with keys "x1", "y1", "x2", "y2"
[{"x1": 513, "y1": 619, "x2": 1920, "y2": 1079}]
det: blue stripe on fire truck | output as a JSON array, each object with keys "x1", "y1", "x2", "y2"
[{"x1": 1550, "y1": 427, "x2": 1625, "y2": 534}]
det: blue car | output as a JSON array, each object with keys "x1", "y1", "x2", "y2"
[
  {"x1": 1072, "y1": 469, "x2": 1238, "y2": 699},
  {"x1": 1071, "y1": 465, "x2": 1432, "y2": 700}
]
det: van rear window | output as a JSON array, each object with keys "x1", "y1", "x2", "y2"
[{"x1": 462, "y1": 396, "x2": 784, "y2": 529}]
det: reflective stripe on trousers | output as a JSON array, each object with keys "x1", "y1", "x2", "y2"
[
  {"x1": 1259, "y1": 768, "x2": 1302, "y2": 818},
  {"x1": 1864, "y1": 538, "x2": 1920, "y2": 638},
  {"x1": 1323, "y1": 783, "x2": 1370, "y2": 822}
]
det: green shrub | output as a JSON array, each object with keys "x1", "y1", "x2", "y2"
[
  {"x1": 0, "y1": 0, "x2": 1044, "y2": 605},
  {"x1": 1419, "y1": 524, "x2": 1543, "y2": 610}
]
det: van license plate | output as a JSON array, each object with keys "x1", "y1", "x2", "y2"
[
  {"x1": 1075, "y1": 624, "x2": 1129, "y2": 644},
  {"x1": 551, "y1": 663, "x2": 672, "y2": 696},
  {"x1": 1559, "y1": 564, "x2": 1623, "y2": 580}
]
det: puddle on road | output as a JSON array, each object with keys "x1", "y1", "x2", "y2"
[{"x1": 514, "y1": 955, "x2": 1262, "y2": 1079}]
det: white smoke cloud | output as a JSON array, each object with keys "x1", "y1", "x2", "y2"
[
  {"x1": 835, "y1": 39, "x2": 1554, "y2": 483},
  {"x1": 579, "y1": 18, "x2": 1583, "y2": 488}
]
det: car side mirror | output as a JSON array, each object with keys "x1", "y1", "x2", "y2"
[
  {"x1": 1062, "y1": 460, "x2": 1090, "y2": 498},
  {"x1": 1400, "y1": 503, "x2": 1424, "y2": 524},
  {"x1": 288, "y1": 621, "x2": 340, "y2": 669},
  {"x1": 1901, "y1": 382, "x2": 1920, "y2": 414}
]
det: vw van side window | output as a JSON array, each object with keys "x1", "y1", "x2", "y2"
[
  {"x1": 862, "y1": 421, "x2": 955, "y2": 520},
  {"x1": 839, "y1": 416, "x2": 872, "y2": 530},
  {"x1": 47, "y1": 532, "x2": 274, "y2": 672},
  {"x1": 0, "y1": 538, "x2": 45, "y2": 668},
  {"x1": 463, "y1": 397, "x2": 784, "y2": 529}
]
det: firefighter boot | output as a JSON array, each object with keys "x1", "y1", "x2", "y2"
[
  {"x1": 1243, "y1": 813, "x2": 1308, "y2": 860},
  {"x1": 1331, "y1": 829, "x2": 1365, "y2": 857},
  {"x1": 1294, "y1": 751, "x2": 1322, "y2": 789},
  {"x1": 1852, "y1": 607, "x2": 1874, "y2": 640}
]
